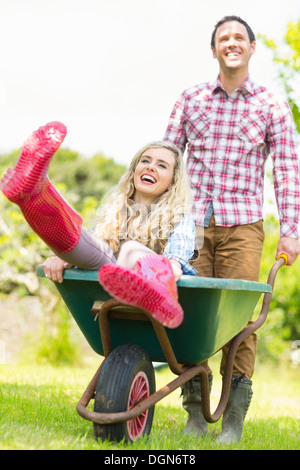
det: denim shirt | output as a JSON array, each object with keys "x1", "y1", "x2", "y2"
[{"x1": 163, "y1": 215, "x2": 198, "y2": 275}]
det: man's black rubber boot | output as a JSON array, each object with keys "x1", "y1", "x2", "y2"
[
  {"x1": 181, "y1": 375, "x2": 213, "y2": 435},
  {"x1": 217, "y1": 374, "x2": 253, "y2": 444}
]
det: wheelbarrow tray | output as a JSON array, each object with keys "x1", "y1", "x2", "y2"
[{"x1": 37, "y1": 267, "x2": 271, "y2": 364}]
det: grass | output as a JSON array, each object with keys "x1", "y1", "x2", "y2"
[{"x1": 0, "y1": 353, "x2": 299, "y2": 450}]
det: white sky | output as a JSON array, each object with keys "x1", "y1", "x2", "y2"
[{"x1": 0, "y1": 0, "x2": 299, "y2": 165}]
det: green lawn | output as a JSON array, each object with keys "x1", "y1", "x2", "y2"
[{"x1": 0, "y1": 354, "x2": 299, "y2": 450}]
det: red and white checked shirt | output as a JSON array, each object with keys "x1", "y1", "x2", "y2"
[{"x1": 164, "y1": 76, "x2": 300, "y2": 238}]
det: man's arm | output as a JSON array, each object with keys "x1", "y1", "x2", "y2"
[
  {"x1": 163, "y1": 92, "x2": 188, "y2": 153},
  {"x1": 269, "y1": 99, "x2": 300, "y2": 265}
]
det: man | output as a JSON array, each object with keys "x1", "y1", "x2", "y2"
[{"x1": 164, "y1": 16, "x2": 300, "y2": 443}]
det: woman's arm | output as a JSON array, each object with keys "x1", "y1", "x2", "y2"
[{"x1": 163, "y1": 215, "x2": 198, "y2": 278}]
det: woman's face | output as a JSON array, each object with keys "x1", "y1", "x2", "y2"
[{"x1": 133, "y1": 147, "x2": 176, "y2": 205}]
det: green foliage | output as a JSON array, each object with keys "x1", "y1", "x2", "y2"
[
  {"x1": 47, "y1": 148, "x2": 126, "y2": 212},
  {"x1": 259, "y1": 20, "x2": 300, "y2": 132},
  {"x1": 32, "y1": 298, "x2": 81, "y2": 365},
  {"x1": 256, "y1": 19, "x2": 300, "y2": 361},
  {"x1": 256, "y1": 215, "x2": 300, "y2": 362},
  {"x1": 0, "y1": 147, "x2": 126, "y2": 365}
]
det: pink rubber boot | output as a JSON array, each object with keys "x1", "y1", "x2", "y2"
[
  {"x1": 0, "y1": 122, "x2": 83, "y2": 254},
  {"x1": 98, "y1": 255, "x2": 184, "y2": 328}
]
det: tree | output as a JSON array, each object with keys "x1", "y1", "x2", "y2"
[
  {"x1": 0, "y1": 147, "x2": 127, "y2": 281},
  {"x1": 257, "y1": 21, "x2": 300, "y2": 362},
  {"x1": 259, "y1": 20, "x2": 300, "y2": 132},
  {"x1": 0, "y1": 148, "x2": 127, "y2": 364}
]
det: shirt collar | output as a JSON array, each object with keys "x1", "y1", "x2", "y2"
[{"x1": 211, "y1": 76, "x2": 255, "y2": 96}]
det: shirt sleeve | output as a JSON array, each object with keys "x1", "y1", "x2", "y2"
[
  {"x1": 163, "y1": 215, "x2": 198, "y2": 275},
  {"x1": 268, "y1": 99, "x2": 300, "y2": 239},
  {"x1": 163, "y1": 91, "x2": 188, "y2": 153}
]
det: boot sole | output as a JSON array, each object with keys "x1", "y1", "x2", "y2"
[
  {"x1": 98, "y1": 264, "x2": 183, "y2": 329},
  {"x1": 0, "y1": 122, "x2": 67, "y2": 201}
]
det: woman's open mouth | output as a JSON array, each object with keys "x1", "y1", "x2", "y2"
[{"x1": 140, "y1": 174, "x2": 157, "y2": 184}]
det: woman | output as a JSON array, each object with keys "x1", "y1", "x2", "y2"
[{"x1": 0, "y1": 121, "x2": 197, "y2": 328}]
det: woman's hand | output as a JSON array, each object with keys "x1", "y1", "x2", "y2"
[
  {"x1": 42, "y1": 256, "x2": 72, "y2": 283},
  {"x1": 169, "y1": 259, "x2": 183, "y2": 282}
]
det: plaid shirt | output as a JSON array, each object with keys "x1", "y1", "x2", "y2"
[
  {"x1": 163, "y1": 215, "x2": 198, "y2": 275},
  {"x1": 164, "y1": 76, "x2": 300, "y2": 238}
]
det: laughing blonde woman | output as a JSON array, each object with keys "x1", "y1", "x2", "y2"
[{"x1": 1, "y1": 122, "x2": 197, "y2": 329}]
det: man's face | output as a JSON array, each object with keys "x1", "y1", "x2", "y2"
[{"x1": 212, "y1": 21, "x2": 256, "y2": 74}]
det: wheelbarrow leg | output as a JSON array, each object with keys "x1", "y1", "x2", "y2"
[
  {"x1": 76, "y1": 362, "x2": 105, "y2": 417},
  {"x1": 76, "y1": 361, "x2": 208, "y2": 426}
]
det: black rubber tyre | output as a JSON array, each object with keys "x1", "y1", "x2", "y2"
[{"x1": 93, "y1": 344, "x2": 155, "y2": 442}]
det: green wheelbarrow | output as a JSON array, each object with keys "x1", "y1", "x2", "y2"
[{"x1": 37, "y1": 256, "x2": 285, "y2": 443}]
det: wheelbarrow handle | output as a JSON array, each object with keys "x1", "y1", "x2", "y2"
[
  {"x1": 201, "y1": 254, "x2": 287, "y2": 424},
  {"x1": 276, "y1": 253, "x2": 288, "y2": 266}
]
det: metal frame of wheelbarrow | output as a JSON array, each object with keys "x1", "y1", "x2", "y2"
[{"x1": 76, "y1": 256, "x2": 286, "y2": 427}]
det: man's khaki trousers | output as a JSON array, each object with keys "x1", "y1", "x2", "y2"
[{"x1": 192, "y1": 216, "x2": 265, "y2": 379}]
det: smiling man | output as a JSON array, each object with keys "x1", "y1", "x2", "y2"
[
  {"x1": 164, "y1": 16, "x2": 300, "y2": 444},
  {"x1": 211, "y1": 18, "x2": 256, "y2": 93}
]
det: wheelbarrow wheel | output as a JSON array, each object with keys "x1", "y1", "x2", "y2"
[{"x1": 93, "y1": 344, "x2": 155, "y2": 442}]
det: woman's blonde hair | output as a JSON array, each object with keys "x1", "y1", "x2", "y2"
[{"x1": 95, "y1": 141, "x2": 193, "y2": 254}]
